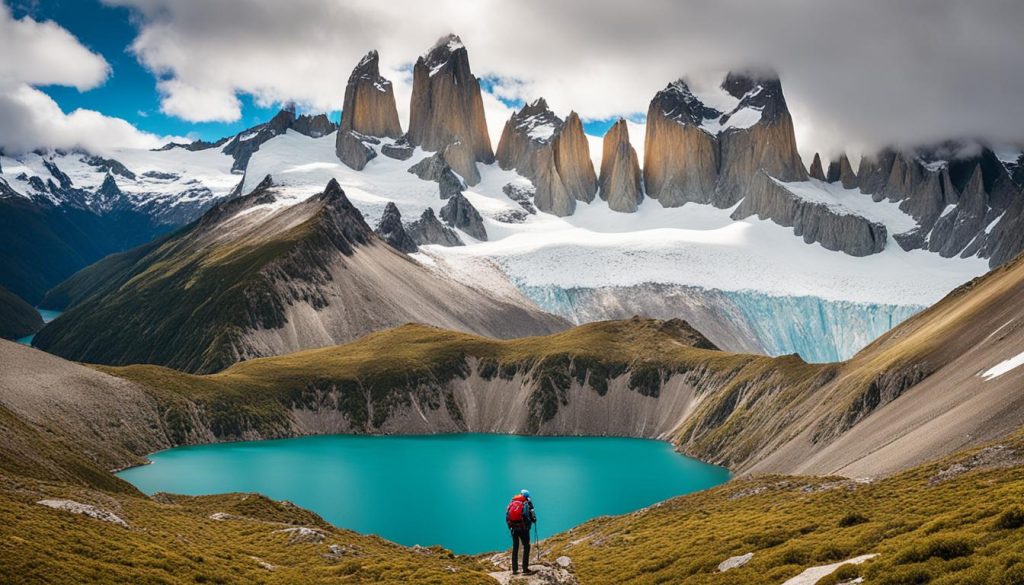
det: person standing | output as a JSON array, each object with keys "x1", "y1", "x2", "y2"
[{"x1": 505, "y1": 489, "x2": 537, "y2": 575}]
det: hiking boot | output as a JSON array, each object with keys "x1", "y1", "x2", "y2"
[
  {"x1": 522, "y1": 568, "x2": 534, "y2": 575},
  {"x1": 511, "y1": 569, "x2": 519, "y2": 575}
]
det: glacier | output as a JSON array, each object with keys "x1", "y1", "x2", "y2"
[{"x1": 518, "y1": 283, "x2": 922, "y2": 363}]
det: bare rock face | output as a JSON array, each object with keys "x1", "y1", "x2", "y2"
[
  {"x1": 409, "y1": 151, "x2": 465, "y2": 199},
  {"x1": 642, "y1": 72, "x2": 806, "y2": 209},
  {"x1": 495, "y1": 99, "x2": 597, "y2": 216},
  {"x1": 223, "y1": 107, "x2": 338, "y2": 172},
  {"x1": 381, "y1": 137, "x2": 415, "y2": 161},
  {"x1": 374, "y1": 202, "x2": 417, "y2": 253},
  {"x1": 407, "y1": 34, "x2": 493, "y2": 182},
  {"x1": 859, "y1": 143, "x2": 1024, "y2": 266},
  {"x1": 340, "y1": 51, "x2": 402, "y2": 139},
  {"x1": 440, "y1": 192, "x2": 487, "y2": 241},
  {"x1": 826, "y1": 153, "x2": 858, "y2": 189},
  {"x1": 442, "y1": 139, "x2": 481, "y2": 185},
  {"x1": 715, "y1": 73, "x2": 808, "y2": 206},
  {"x1": 406, "y1": 207, "x2": 463, "y2": 247},
  {"x1": 336, "y1": 51, "x2": 402, "y2": 170},
  {"x1": 599, "y1": 119, "x2": 643, "y2": 213},
  {"x1": 809, "y1": 153, "x2": 827, "y2": 181},
  {"x1": 642, "y1": 80, "x2": 719, "y2": 207},
  {"x1": 732, "y1": 171, "x2": 887, "y2": 256}
]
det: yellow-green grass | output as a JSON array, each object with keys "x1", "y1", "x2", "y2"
[{"x1": 543, "y1": 434, "x2": 1024, "y2": 585}]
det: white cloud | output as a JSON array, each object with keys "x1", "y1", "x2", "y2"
[
  {"x1": 0, "y1": 6, "x2": 177, "y2": 155},
  {"x1": 0, "y1": 83, "x2": 172, "y2": 154},
  {"x1": 105, "y1": 0, "x2": 1024, "y2": 157},
  {"x1": 0, "y1": 3, "x2": 109, "y2": 90},
  {"x1": 157, "y1": 79, "x2": 241, "y2": 122}
]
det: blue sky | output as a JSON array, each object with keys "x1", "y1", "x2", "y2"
[{"x1": 8, "y1": 0, "x2": 625, "y2": 144}]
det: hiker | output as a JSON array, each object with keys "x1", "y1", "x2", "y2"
[{"x1": 506, "y1": 488, "x2": 537, "y2": 575}]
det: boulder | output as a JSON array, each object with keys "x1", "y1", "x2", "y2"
[
  {"x1": 375, "y1": 202, "x2": 418, "y2": 253},
  {"x1": 440, "y1": 193, "x2": 487, "y2": 241},
  {"x1": 503, "y1": 183, "x2": 538, "y2": 215},
  {"x1": 37, "y1": 499, "x2": 128, "y2": 528},
  {"x1": 382, "y1": 137, "x2": 416, "y2": 160},
  {"x1": 336, "y1": 131, "x2": 378, "y2": 171},
  {"x1": 407, "y1": 34, "x2": 494, "y2": 167},
  {"x1": 598, "y1": 119, "x2": 643, "y2": 213},
  {"x1": 406, "y1": 207, "x2": 463, "y2": 247},
  {"x1": 409, "y1": 152, "x2": 465, "y2": 199}
]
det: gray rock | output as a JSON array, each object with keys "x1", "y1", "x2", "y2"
[
  {"x1": 409, "y1": 151, "x2": 465, "y2": 198},
  {"x1": 503, "y1": 183, "x2": 538, "y2": 214},
  {"x1": 718, "y1": 552, "x2": 754, "y2": 572},
  {"x1": 274, "y1": 526, "x2": 327, "y2": 545},
  {"x1": 809, "y1": 153, "x2": 827, "y2": 181},
  {"x1": 37, "y1": 499, "x2": 129, "y2": 528},
  {"x1": 732, "y1": 170, "x2": 887, "y2": 256},
  {"x1": 598, "y1": 118, "x2": 643, "y2": 213},
  {"x1": 374, "y1": 202, "x2": 418, "y2": 253},
  {"x1": 382, "y1": 138, "x2": 415, "y2": 160},
  {"x1": 335, "y1": 130, "x2": 378, "y2": 171},
  {"x1": 440, "y1": 193, "x2": 487, "y2": 241},
  {"x1": 443, "y1": 139, "x2": 481, "y2": 186},
  {"x1": 406, "y1": 207, "x2": 463, "y2": 247}
]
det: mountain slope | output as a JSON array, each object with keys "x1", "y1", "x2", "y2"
[
  {"x1": 0, "y1": 285, "x2": 41, "y2": 340},
  {"x1": 33, "y1": 178, "x2": 567, "y2": 373}
]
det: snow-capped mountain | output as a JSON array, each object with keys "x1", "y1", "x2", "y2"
[{"x1": 8, "y1": 34, "x2": 1023, "y2": 363}]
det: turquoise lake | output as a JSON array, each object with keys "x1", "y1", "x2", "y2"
[
  {"x1": 16, "y1": 309, "x2": 62, "y2": 345},
  {"x1": 117, "y1": 434, "x2": 729, "y2": 554}
]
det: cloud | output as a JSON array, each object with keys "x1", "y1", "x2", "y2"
[
  {"x1": 0, "y1": 4, "x2": 172, "y2": 155},
  {"x1": 0, "y1": 3, "x2": 109, "y2": 90},
  {"x1": 0, "y1": 83, "x2": 172, "y2": 154},
  {"x1": 108, "y1": 0, "x2": 1024, "y2": 158}
]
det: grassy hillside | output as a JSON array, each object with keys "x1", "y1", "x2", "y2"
[
  {"x1": 543, "y1": 433, "x2": 1024, "y2": 585},
  {"x1": 0, "y1": 285, "x2": 41, "y2": 339}
]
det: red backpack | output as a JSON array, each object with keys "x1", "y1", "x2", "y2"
[{"x1": 506, "y1": 497, "x2": 526, "y2": 525}]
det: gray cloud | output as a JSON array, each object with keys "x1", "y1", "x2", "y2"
[{"x1": 91, "y1": 0, "x2": 1024, "y2": 158}]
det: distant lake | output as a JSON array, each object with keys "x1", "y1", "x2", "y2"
[
  {"x1": 117, "y1": 434, "x2": 729, "y2": 554},
  {"x1": 16, "y1": 309, "x2": 62, "y2": 345}
]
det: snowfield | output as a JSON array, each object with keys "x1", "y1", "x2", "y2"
[{"x1": 239, "y1": 130, "x2": 987, "y2": 307}]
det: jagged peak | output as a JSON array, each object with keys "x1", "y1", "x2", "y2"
[
  {"x1": 356, "y1": 49, "x2": 379, "y2": 69},
  {"x1": 509, "y1": 98, "x2": 562, "y2": 143},
  {"x1": 421, "y1": 33, "x2": 467, "y2": 74},
  {"x1": 656, "y1": 78, "x2": 723, "y2": 125},
  {"x1": 721, "y1": 69, "x2": 780, "y2": 98}
]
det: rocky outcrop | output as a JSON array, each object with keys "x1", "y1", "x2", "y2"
[
  {"x1": 715, "y1": 73, "x2": 808, "y2": 206},
  {"x1": 440, "y1": 193, "x2": 487, "y2": 241},
  {"x1": 825, "y1": 153, "x2": 858, "y2": 189},
  {"x1": 598, "y1": 119, "x2": 643, "y2": 213},
  {"x1": 503, "y1": 183, "x2": 538, "y2": 215},
  {"x1": 381, "y1": 137, "x2": 415, "y2": 161},
  {"x1": 339, "y1": 51, "x2": 402, "y2": 139},
  {"x1": 374, "y1": 202, "x2": 417, "y2": 253},
  {"x1": 409, "y1": 151, "x2": 465, "y2": 198},
  {"x1": 642, "y1": 80, "x2": 719, "y2": 207},
  {"x1": 406, "y1": 207, "x2": 463, "y2": 247},
  {"x1": 495, "y1": 99, "x2": 597, "y2": 216},
  {"x1": 732, "y1": 171, "x2": 887, "y2": 256},
  {"x1": 223, "y1": 108, "x2": 337, "y2": 172},
  {"x1": 857, "y1": 144, "x2": 1024, "y2": 266},
  {"x1": 336, "y1": 51, "x2": 402, "y2": 170},
  {"x1": 809, "y1": 153, "x2": 826, "y2": 181},
  {"x1": 407, "y1": 34, "x2": 493, "y2": 184},
  {"x1": 642, "y1": 73, "x2": 806, "y2": 209},
  {"x1": 441, "y1": 139, "x2": 480, "y2": 185}
]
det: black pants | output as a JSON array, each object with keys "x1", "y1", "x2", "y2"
[{"x1": 511, "y1": 526, "x2": 530, "y2": 572}]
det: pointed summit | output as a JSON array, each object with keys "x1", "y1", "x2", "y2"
[
  {"x1": 809, "y1": 153, "x2": 826, "y2": 181},
  {"x1": 336, "y1": 50, "x2": 403, "y2": 170},
  {"x1": 495, "y1": 99, "x2": 596, "y2": 216},
  {"x1": 375, "y1": 202, "x2": 418, "y2": 253},
  {"x1": 407, "y1": 34, "x2": 493, "y2": 178},
  {"x1": 599, "y1": 119, "x2": 643, "y2": 213}
]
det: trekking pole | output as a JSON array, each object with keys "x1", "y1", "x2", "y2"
[{"x1": 533, "y1": 519, "x2": 540, "y2": 561}]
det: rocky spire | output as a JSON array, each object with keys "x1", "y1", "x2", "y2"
[
  {"x1": 809, "y1": 153, "x2": 826, "y2": 181},
  {"x1": 340, "y1": 51, "x2": 402, "y2": 138},
  {"x1": 336, "y1": 51, "x2": 403, "y2": 170},
  {"x1": 407, "y1": 34, "x2": 493, "y2": 184},
  {"x1": 598, "y1": 119, "x2": 643, "y2": 213},
  {"x1": 495, "y1": 99, "x2": 596, "y2": 216},
  {"x1": 440, "y1": 192, "x2": 487, "y2": 241},
  {"x1": 642, "y1": 79, "x2": 719, "y2": 207},
  {"x1": 374, "y1": 202, "x2": 418, "y2": 253},
  {"x1": 838, "y1": 153, "x2": 858, "y2": 189},
  {"x1": 406, "y1": 207, "x2": 463, "y2": 247},
  {"x1": 715, "y1": 72, "x2": 807, "y2": 205}
]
